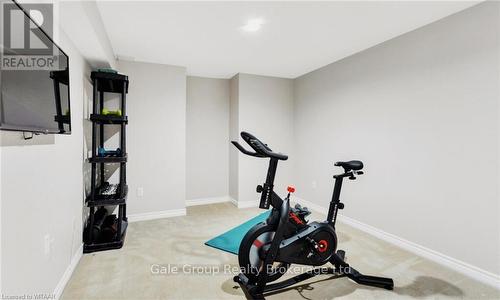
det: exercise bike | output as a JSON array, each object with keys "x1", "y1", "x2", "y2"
[{"x1": 231, "y1": 131, "x2": 394, "y2": 299}]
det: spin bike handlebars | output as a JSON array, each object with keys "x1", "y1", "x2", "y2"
[{"x1": 231, "y1": 132, "x2": 288, "y2": 161}]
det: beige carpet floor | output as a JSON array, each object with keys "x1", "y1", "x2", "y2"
[{"x1": 62, "y1": 203, "x2": 499, "y2": 299}]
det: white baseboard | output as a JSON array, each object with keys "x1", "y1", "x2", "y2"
[
  {"x1": 54, "y1": 243, "x2": 83, "y2": 300},
  {"x1": 339, "y1": 214, "x2": 500, "y2": 289},
  {"x1": 128, "y1": 208, "x2": 186, "y2": 223},
  {"x1": 293, "y1": 196, "x2": 500, "y2": 290},
  {"x1": 237, "y1": 201, "x2": 259, "y2": 208},
  {"x1": 229, "y1": 197, "x2": 238, "y2": 207},
  {"x1": 229, "y1": 197, "x2": 259, "y2": 208},
  {"x1": 186, "y1": 196, "x2": 230, "y2": 207}
]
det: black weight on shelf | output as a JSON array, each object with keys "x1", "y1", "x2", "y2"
[
  {"x1": 99, "y1": 214, "x2": 117, "y2": 242},
  {"x1": 83, "y1": 207, "x2": 108, "y2": 243}
]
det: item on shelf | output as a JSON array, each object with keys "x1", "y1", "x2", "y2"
[
  {"x1": 97, "y1": 147, "x2": 122, "y2": 157},
  {"x1": 97, "y1": 68, "x2": 118, "y2": 74},
  {"x1": 99, "y1": 215, "x2": 118, "y2": 242},
  {"x1": 100, "y1": 183, "x2": 119, "y2": 196},
  {"x1": 84, "y1": 207, "x2": 109, "y2": 243},
  {"x1": 101, "y1": 108, "x2": 122, "y2": 116}
]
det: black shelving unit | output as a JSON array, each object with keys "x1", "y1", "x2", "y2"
[{"x1": 84, "y1": 71, "x2": 129, "y2": 253}]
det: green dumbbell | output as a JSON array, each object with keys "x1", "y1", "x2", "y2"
[{"x1": 101, "y1": 108, "x2": 122, "y2": 116}]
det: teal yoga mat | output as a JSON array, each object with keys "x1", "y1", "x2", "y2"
[{"x1": 205, "y1": 211, "x2": 271, "y2": 255}]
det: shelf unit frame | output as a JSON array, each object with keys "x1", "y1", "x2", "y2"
[{"x1": 84, "y1": 71, "x2": 129, "y2": 253}]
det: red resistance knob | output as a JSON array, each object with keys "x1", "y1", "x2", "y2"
[
  {"x1": 317, "y1": 240, "x2": 328, "y2": 253},
  {"x1": 287, "y1": 186, "x2": 296, "y2": 193}
]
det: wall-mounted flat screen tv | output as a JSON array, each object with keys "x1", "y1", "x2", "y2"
[{"x1": 0, "y1": 0, "x2": 71, "y2": 134}]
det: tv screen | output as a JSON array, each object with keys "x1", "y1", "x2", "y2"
[{"x1": 0, "y1": 0, "x2": 71, "y2": 134}]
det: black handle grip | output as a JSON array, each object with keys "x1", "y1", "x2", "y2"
[
  {"x1": 231, "y1": 141, "x2": 264, "y2": 157},
  {"x1": 240, "y1": 131, "x2": 288, "y2": 160}
]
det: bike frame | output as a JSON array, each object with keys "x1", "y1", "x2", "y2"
[
  {"x1": 231, "y1": 132, "x2": 394, "y2": 298},
  {"x1": 262, "y1": 156, "x2": 347, "y2": 229}
]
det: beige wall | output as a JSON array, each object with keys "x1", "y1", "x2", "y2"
[
  {"x1": 186, "y1": 76, "x2": 229, "y2": 200},
  {"x1": 1, "y1": 31, "x2": 90, "y2": 295},
  {"x1": 229, "y1": 75, "x2": 239, "y2": 201},
  {"x1": 117, "y1": 61, "x2": 187, "y2": 214},
  {"x1": 293, "y1": 2, "x2": 499, "y2": 275},
  {"x1": 236, "y1": 74, "x2": 295, "y2": 205}
]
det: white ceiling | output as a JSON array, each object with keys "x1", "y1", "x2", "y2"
[
  {"x1": 96, "y1": 1, "x2": 479, "y2": 79},
  {"x1": 59, "y1": 1, "x2": 117, "y2": 68}
]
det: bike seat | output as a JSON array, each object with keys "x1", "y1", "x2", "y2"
[{"x1": 335, "y1": 160, "x2": 363, "y2": 171}]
